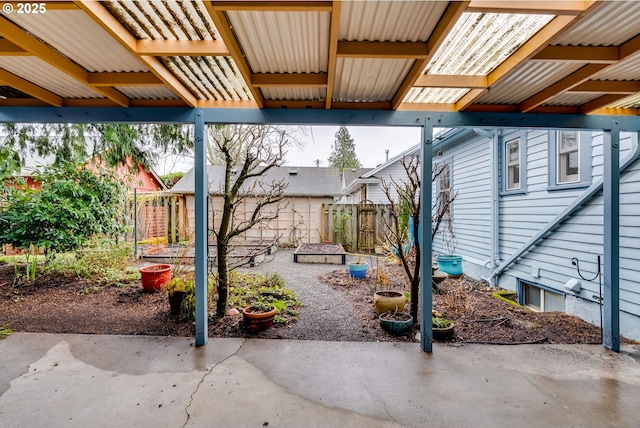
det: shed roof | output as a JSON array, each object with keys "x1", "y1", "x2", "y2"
[
  {"x1": 1, "y1": 1, "x2": 640, "y2": 115},
  {"x1": 170, "y1": 165, "x2": 342, "y2": 197}
]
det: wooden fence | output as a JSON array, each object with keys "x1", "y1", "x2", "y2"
[
  {"x1": 321, "y1": 203, "x2": 392, "y2": 251},
  {"x1": 124, "y1": 192, "x2": 187, "y2": 244}
]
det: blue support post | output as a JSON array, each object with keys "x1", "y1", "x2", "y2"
[
  {"x1": 194, "y1": 110, "x2": 208, "y2": 346},
  {"x1": 603, "y1": 126, "x2": 620, "y2": 352},
  {"x1": 420, "y1": 120, "x2": 434, "y2": 352}
]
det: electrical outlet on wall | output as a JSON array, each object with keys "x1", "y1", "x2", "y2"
[{"x1": 531, "y1": 266, "x2": 540, "y2": 278}]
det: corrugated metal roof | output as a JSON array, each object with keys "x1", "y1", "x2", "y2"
[
  {"x1": 424, "y1": 13, "x2": 553, "y2": 75},
  {"x1": 104, "y1": 0, "x2": 219, "y2": 40},
  {"x1": 7, "y1": 10, "x2": 146, "y2": 72},
  {"x1": 339, "y1": 1, "x2": 447, "y2": 41},
  {"x1": 477, "y1": 62, "x2": 583, "y2": 104},
  {"x1": 334, "y1": 58, "x2": 413, "y2": 102},
  {"x1": 161, "y1": 56, "x2": 251, "y2": 101},
  {"x1": 261, "y1": 87, "x2": 326, "y2": 101},
  {"x1": 116, "y1": 86, "x2": 179, "y2": 99},
  {"x1": 607, "y1": 93, "x2": 640, "y2": 109},
  {"x1": 541, "y1": 92, "x2": 600, "y2": 107},
  {"x1": 227, "y1": 11, "x2": 329, "y2": 73},
  {"x1": 593, "y1": 56, "x2": 640, "y2": 81},
  {"x1": 0, "y1": 57, "x2": 102, "y2": 98},
  {"x1": 551, "y1": 2, "x2": 640, "y2": 46},
  {"x1": 404, "y1": 87, "x2": 469, "y2": 104}
]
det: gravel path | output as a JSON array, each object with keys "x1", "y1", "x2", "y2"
[{"x1": 240, "y1": 248, "x2": 377, "y2": 341}]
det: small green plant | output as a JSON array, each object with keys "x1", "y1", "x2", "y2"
[
  {"x1": 432, "y1": 317, "x2": 453, "y2": 329},
  {"x1": 0, "y1": 324, "x2": 13, "y2": 339},
  {"x1": 492, "y1": 290, "x2": 521, "y2": 307},
  {"x1": 333, "y1": 210, "x2": 352, "y2": 245}
]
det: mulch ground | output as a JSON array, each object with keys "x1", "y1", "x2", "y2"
[{"x1": 0, "y1": 261, "x2": 632, "y2": 344}]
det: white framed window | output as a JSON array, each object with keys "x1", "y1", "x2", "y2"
[
  {"x1": 437, "y1": 161, "x2": 452, "y2": 218},
  {"x1": 557, "y1": 131, "x2": 579, "y2": 183},
  {"x1": 520, "y1": 281, "x2": 564, "y2": 312},
  {"x1": 548, "y1": 130, "x2": 591, "y2": 190},
  {"x1": 501, "y1": 130, "x2": 527, "y2": 195},
  {"x1": 506, "y1": 138, "x2": 520, "y2": 190}
]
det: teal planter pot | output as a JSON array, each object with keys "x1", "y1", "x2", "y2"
[
  {"x1": 436, "y1": 255, "x2": 463, "y2": 276},
  {"x1": 348, "y1": 262, "x2": 368, "y2": 279}
]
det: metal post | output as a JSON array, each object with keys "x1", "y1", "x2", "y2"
[
  {"x1": 194, "y1": 110, "x2": 209, "y2": 346},
  {"x1": 603, "y1": 126, "x2": 620, "y2": 352},
  {"x1": 420, "y1": 119, "x2": 434, "y2": 352}
]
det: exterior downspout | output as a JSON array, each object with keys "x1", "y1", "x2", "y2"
[
  {"x1": 474, "y1": 128, "x2": 500, "y2": 286},
  {"x1": 490, "y1": 133, "x2": 640, "y2": 282}
]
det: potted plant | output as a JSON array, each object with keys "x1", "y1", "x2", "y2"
[
  {"x1": 432, "y1": 316, "x2": 455, "y2": 339},
  {"x1": 242, "y1": 300, "x2": 278, "y2": 331},
  {"x1": 348, "y1": 256, "x2": 369, "y2": 279},
  {"x1": 165, "y1": 275, "x2": 193, "y2": 316},
  {"x1": 139, "y1": 263, "x2": 172, "y2": 292},
  {"x1": 435, "y1": 213, "x2": 463, "y2": 277},
  {"x1": 373, "y1": 289, "x2": 406, "y2": 314},
  {"x1": 379, "y1": 310, "x2": 414, "y2": 335}
]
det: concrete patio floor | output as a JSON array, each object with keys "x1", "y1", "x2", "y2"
[{"x1": 1, "y1": 333, "x2": 639, "y2": 427}]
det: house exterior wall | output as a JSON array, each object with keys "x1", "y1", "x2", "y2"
[
  {"x1": 184, "y1": 195, "x2": 332, "y2": 246},
  {"x1": 366, "y1": 160, "x2": 410, "y2": 204},
  {"x1": 438, "y1": 128, "x2": 640, "y2": 340}
]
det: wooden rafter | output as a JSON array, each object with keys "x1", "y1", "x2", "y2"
[
  {"x1": 75, "y1": 0, "x2": 197, "y2": 107},
  {"x1": 570, "y1": 80, "x2": 640, "y2": 94},
  {"x1": 0, "y1": 68, "x2": 62, "y2": 106},
  {"x1": 251, "y1": 73, "x2": 327, "y2": 87},
  {"x1": 325, "y1": 0, "x2": 341, "y2": 109},
  {"x1": 88, "y1": 72, "x2": 164, "y2": 87},
  {"x1": 391, "y1": 1, "x2": 469, "y2": 110},
  {"x1": 414, "y1": 74, "x2": 487, "y2": 89},
  {"x1": 204, "y1": 3, "x2": 264, "y2": 107},
  {"x1": 519, "y1": 63, "x2": 609, "y2": 112},
  {"x1": 467, "y1": 1, "x2": 587, "y2": 15},
  {"x1": 211, "y1": 1, "x2": 332, "y2": 12},
  {"x1": 337, "y1": 41, "x2": 429, "y2": 59},
  {"x1": 458, "y1": 2, "x2": 599, "y2": 111},
  {"x1": 0, "y1": 38, "x2": 28, "y2": 56},
  {"x1": 532, "y1": 46, "x2": 619, "y2": 64},
  {"x1": 0, "y1": 15, "x2": 129, "y2": 107},
  {"x1": 136, "y1": 39, "x2": 229, "y2": 56},
  {"x1": 580, "y1": 94, "x2": 631, "y2": 114}
]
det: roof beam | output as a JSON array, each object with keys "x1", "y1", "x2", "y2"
[
  {"x1": 211, "y1": 1, "x2": 332, "y2": 12},
  {"x1": 251, "y1": 73, "x2": 327, "y2": 87},
  {"x1": 88, "y1": 72, "x2": 164, "y2": 87},
  {"x1": 519, "y1": 63, "x2": 609, "y2": 112},
  {"x1": 75, "y1": 0, "x2": 197, "y2": 107},
  {"x1": 0, "y1": 15, "x2": 129, "y2": 107},
  {"x1": 532, "y1": 46, "x2": 619, "y2": 63},
  {"x1": 391, "y1": 1, "x2": 469, "y2": 110},
  {"x1": 325, "y1": 0, "x2": 341, "y2": 109},
  {"x1": 204, "y1": 3, "x2": 264, "y2": 107},
  {"x1": 415, "y1": 74, "x2": 487, "y2": 89},
  {"x1": 0, "y1": 68, "x2": 62, "y2": 106},
  {"x1": 337, "y1": 41, "x2": 429, "y2": 59},
  {"x1": 136, "y1": 39, "x2": 229, "y2": 56},
  {"x1": 467, "y1": 1, "x2": 587, "y2": 15},
  {"x1": 570, "y1": 80, "x2": 640, "y2": 94},
  {"x1": 0, "y1": 38, "x2": 29, "y2": 56},
  {"x1": 580, "y1": 94, "x2": 631, "y2": 114},
  {"x1": 458, "y1": 2, "x2": 599, "y2": 110}
]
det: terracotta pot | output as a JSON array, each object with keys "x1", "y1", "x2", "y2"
[
  {"x1": 139, "y1": 264, "x2": 172, "y2": 292},
  {"x1": 373, "y1": 290, "x2": 406, "y2": 314},
  {"x1": 242, "y1": 306, "x2": 277, "y2": 331}
]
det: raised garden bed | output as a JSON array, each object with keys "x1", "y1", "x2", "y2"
[{"x1": 293, "y1": 243, "x2": 346, "y2": 265}]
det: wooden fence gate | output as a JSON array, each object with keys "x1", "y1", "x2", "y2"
[{"x1": 321, "y1": 202, "x2": 392, "y2": 252}]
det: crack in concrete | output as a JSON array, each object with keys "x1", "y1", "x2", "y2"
[
  {"x1": 369, "y1": 388, "x2": 398, "y2": 424},
  {"x1": 181, "y1": 339, "x2": 247, "y2": 428}
]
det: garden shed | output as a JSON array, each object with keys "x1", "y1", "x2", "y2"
[{"x1": 2, "y1": 1, "x2": 640, "y2": 352}]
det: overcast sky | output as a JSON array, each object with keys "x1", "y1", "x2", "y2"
[{"x1": 156, "y1": 125, "x2": 423, "y2": 174}]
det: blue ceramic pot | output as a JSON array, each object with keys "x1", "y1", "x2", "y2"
[
  {"x1": 436, "y1": 255, "x2": 463, "y2": 276},
  {"x1": 348, "y1": 262, "x2": 368, "y2": 279}
]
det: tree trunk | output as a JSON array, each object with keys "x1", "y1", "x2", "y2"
[
  {"x1": 410, "y1": 214, "x2": 420, "y2": 321},
  {"x1": 216, "y1": 240, "x2": 229, "y2": 318}
]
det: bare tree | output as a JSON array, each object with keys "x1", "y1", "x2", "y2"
[
  {"x1": 208, "y1": 125, "x2": 290, "y2": 317},
  {"x1": 381, "y1": 156, "x2": 457, "y2": 321}
]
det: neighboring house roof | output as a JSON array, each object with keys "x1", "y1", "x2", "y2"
[{"x1": 170, "y1": 165, "x2": 343, "y2": 197}]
